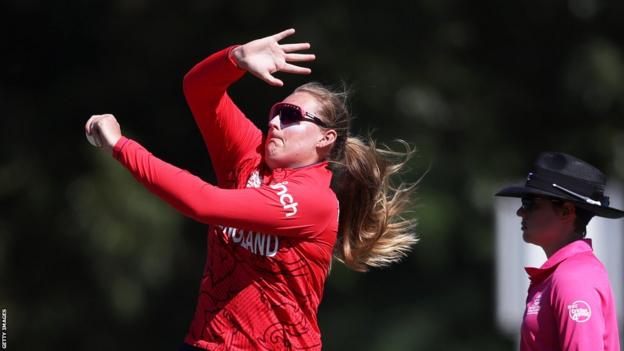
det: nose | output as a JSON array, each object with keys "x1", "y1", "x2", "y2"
[
  {"x1": 516, "y1": 206, "x2": 526, "y2": 218},
  {"x1": 268, "y1": 115, "x2": 281, "y2": 130}
]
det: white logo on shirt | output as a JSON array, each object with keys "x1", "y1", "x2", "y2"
[
  {"x1": 270, "y1": 182, "x2": 298, "y2": 217},
  {"x1": 221, "y1": 226, "x2": 280, "y2": 257},
  {"x1": 568, "y1": 300, "x2": 591, "y2": 323},
  {"x1": 218, "y1": 171, "x2": 280, "y2": 257},
  {"x1": 527, "y1": 292, "x2": 542, "y2": 315},
  {"x1": 246, "y1": 170, "x2": 262, "y2": 188}
]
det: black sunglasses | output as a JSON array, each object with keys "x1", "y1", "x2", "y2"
[
  {"x1": 269, "y1": 102, "x2": 329, "y2": 128},
  {"x1": 521, "y1": 197, "x2": 562, "y2": 212}
]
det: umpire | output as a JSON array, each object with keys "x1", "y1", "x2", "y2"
[{"x1": 496, "y1": 151, "x2": 623, "y2": 350}]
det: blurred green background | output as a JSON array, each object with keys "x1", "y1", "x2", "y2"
[{"x1": 2, "y1": 0, "x2": 624, "y2": 350}]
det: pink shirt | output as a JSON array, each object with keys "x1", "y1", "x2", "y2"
[{"x1": 521, "y1": 239, "x2": 620, "y2": 350}]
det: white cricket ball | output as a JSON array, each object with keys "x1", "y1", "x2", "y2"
[{"x1": 85, "y1": 132, "x2": 102, "y2": 147}]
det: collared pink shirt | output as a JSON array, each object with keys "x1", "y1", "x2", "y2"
[{"x1": 521, "y1": 239, "x2": 620, "y2": 350}]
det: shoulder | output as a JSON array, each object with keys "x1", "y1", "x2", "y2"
[
  {"x1": 556, "y1": 252, "x2": 605, "y2": 277},
  {"x1": 551, "y1": 252, "x2": 608, "y2": 295},
  {"x1": 546, "y1": 252, "x2": 616, "y2": 325},
  {"x1": 273, "y1": 172, "x2": 337, "y2": 216},
  {"x1": 289, "y1": 169, "x2": 336, "y2": 199},
  {"x1": 274, "y1": 177, "x2": 336, "y2": 206}
]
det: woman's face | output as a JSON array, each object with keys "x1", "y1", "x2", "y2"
[
  {"x1": 264, "y1": 92, "x2": 329, "y2": 169},
  {"x1": 516, "y1": 197, "x2": 564, "y2": 247}
]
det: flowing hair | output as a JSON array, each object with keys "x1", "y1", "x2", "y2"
[{"x1": 294, "y1": 82, "x2": 419, "y2": 272}]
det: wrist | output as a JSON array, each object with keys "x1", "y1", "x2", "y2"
[
  {"x1": 228, "y1": 45, "x2": 245, "y2": 70},
  {"x1": 111, "y1": 136, "x2": 129, "y2": 158}
]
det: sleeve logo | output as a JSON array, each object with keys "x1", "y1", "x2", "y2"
[
  {"x1": 567, "y1": 300, "x2": 591, "y2": 323},
  {"x1": 270, "y1": 182, "x2": 298, "y2": 217}
]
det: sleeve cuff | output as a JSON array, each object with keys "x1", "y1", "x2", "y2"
[
  {"x1": 226, "y1": 45, "x2": 244, "y2": 70},
  {"x1": 112, "y1": 136, "x2": 130, "y2": 159}
]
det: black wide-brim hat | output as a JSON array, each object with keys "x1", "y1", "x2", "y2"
[{"x1": 495, "y1": 152, "x2": 624, "y2": 219}]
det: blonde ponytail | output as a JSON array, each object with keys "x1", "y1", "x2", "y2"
[
  {"x1": 294, "y1": 83, "x2": 419, "y2": 272},
  {"x1": 331, "y1": 137, "x2": 418, "y2": 271}
]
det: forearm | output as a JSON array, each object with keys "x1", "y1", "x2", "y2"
[
  {"x1": 113, "y1": 137, "x2": 222, "y2": 223},
  {"x1": 182, "y1": 46, "x2": 245, "y2": 110},
  {"x1": 182, "y1": 46, "x2": 262, "y2": 186}
]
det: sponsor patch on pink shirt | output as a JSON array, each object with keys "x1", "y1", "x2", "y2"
[{"x1": 567, "y1": 300, "x2": 591, "y2": 323}]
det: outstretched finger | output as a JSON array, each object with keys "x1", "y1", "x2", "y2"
[
  {"x1": 280, "y1": 63, "x2": 312, "y2": 75},
  {"x1": 281, "y1": 43, "x2": 311, "y2": 53},
  {"x1": 272, "y1": 28, "x2": 296, "y2": 42},
  {"x1": 285, "y1": 53, "x2": 316, "y2": 62}
]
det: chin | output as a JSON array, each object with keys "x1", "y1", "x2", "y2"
[{"x1": 522, "y1": 231, "x2": 534, "y2": 244}]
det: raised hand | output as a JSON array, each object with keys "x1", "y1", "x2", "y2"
[{"x1": 230, "y1": 28, "x2": 316, "y2": 86}]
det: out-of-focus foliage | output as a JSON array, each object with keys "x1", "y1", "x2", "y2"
[{"x1": 2, "y1": 0, "x2": 624, "y2": 350}]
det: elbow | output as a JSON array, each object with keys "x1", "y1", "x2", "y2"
[
  {"x1": 183, "y1": 70, "x2": 195, "y2": 85},
  {"x1": 185, "y1": 207, "x2": 210, "y2": 224},
  {"x1": 184, "y1": 201, "x2": 215, "y2": 225},
  {"x1": 183, "y1": 71, "x2": 197, "y2": 96}
]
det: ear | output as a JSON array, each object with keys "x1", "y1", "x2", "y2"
[
  {"x1": 559, "y1": 202, "x2": 577, "y2": 223},
  {"x1": 317, "y1": 129, "x2": 337, "y2": 148}
]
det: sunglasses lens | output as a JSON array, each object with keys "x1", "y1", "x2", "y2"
[{"x1": 276, "y1": 106, "x2": 302, "y2": 125}]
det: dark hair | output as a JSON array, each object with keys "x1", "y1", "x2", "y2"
[
  {"x1": 294, "y1": 82, "x2": 419, "y2": 272},
  {"x1": 551, "y1": 200, "x2": 594, "y2": 237},
  {"x1": 573, "y1": 207, "x2": 594, "y2": 237}
]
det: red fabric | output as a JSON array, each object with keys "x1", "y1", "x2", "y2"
[{"x1": 113, "y1": 47, "x2": 338, "y2": 351}]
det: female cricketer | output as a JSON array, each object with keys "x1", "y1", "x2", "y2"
[{"x1": 85, "y1": 29, "x2": 417, "y2": 350}]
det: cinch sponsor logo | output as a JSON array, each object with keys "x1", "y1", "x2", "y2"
[
  {"x1": 270, "y1": 182, "x2": 298, "y2": 217},
  {"x1": 567, "y1": 300, "x2": 591, "y2": 323},
  {"x1": 221, "y1": 226, "x2": 279, "y2": 257}
]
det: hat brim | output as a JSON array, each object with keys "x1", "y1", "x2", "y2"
[
  {"x1": 495, "y1": 184, "x2": 624, "y2": 219},
  {"x1": 495, "y1": 185, "x2": 558, "y2": 199}
]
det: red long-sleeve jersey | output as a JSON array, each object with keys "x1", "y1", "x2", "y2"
[{"x1": 112, "y1": 46, "x2": 338, "y2": 350}]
